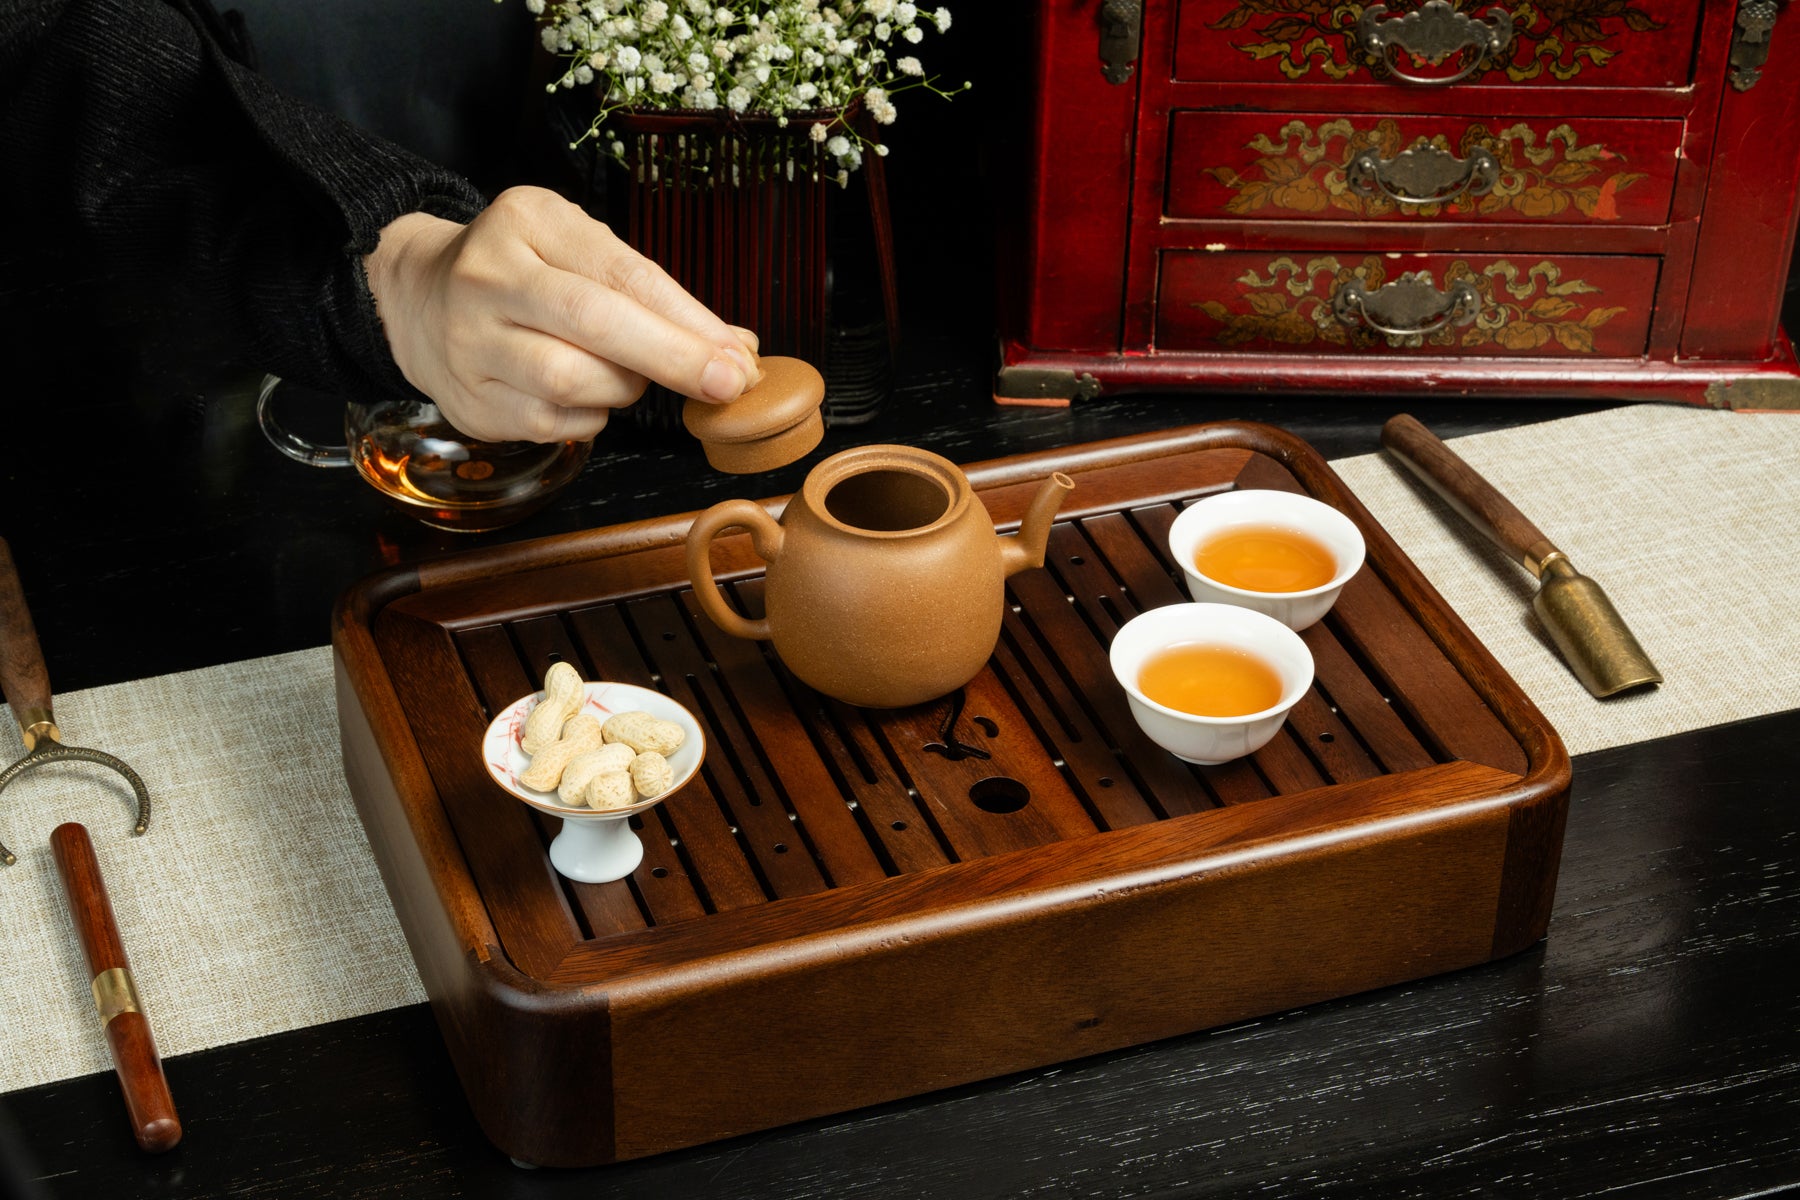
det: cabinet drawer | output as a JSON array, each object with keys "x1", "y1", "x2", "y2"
[
  {"x1": 1157, "y1": 250, "x2": 1657, "y2": 355},
  {"x1": 1168, "y1": 112, "x2": 1679, "y2": 224},
  {"x1": 1174, "y1": 0, "x2": 1703, "y2": 88}
]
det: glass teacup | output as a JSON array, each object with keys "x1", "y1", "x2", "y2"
[{"x1": 256, "y1": 375, "x2": 592, "y2": 532}]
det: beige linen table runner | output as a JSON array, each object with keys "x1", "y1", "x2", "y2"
[{"x1": 3, "y1": 403, "x2": 1796, "y2": 1093}]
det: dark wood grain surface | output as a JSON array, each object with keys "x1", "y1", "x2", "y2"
[{"x1": 3, "y1": 122, "x2": 1796, "y2": 1195}]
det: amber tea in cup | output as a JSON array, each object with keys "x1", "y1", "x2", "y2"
[
  {"x1": 1193, "y1": 525, "x2": 1337, "y2": 594},
  {"x1": 1167, "y1": 490, "x2": 1367, "y2": 630},
  {"x1": 257, "y1": 375, "x2": 591, "y2": 532},
  {"x1": 348, "y1": 418, "x2": 589, "y2": 532},
  {"x1": 1109, "y1": 602, "x2": 1315, "y2": 765},
  {"x1": 1138, "y1": 641, "x2": 1285, "y2": 718}
]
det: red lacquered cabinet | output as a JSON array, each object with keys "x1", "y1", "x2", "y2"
[{"x1": 998, "y1": 0, "x2": 1800, "y2": 408}]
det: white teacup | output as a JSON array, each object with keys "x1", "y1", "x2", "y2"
[
  {"x1": 1167, "y1": 489, "x2": 1366, "y2": 631},
  {"x1": 1109, "y1": 603, "x2": 1315, "y2": 765}
]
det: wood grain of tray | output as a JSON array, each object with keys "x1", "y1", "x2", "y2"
[{"x1": 332, "y1": 421, "x2": 1569, "y2": 1167}]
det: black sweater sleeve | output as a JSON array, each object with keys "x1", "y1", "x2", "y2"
[{"x1": 0, "y1": 0, "x2": 488, "y2": 401}]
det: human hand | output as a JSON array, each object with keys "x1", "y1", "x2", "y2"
[{"x1": 363, "y1": 185, "x2": 761, "y2": 443}]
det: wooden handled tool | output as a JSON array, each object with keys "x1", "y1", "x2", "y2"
[
  {"x1": 1381, "y1": 413, "x2": 1662, "y2": 698},
  {"x1": 50, "y1": 822, "x2": 182, "y2": 1153}
]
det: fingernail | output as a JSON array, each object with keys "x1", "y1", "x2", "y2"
[
  {"x1": 729, "y1": 325, "x2": 760, "y2": 354},
  {"x1": 701, "y1": 355, "x2": 747, "y2": 401},
  {"x1": 726, "y1": 346, "x2": 762, "y2": 387}
]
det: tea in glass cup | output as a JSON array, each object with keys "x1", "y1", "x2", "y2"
[
  {"x1": 257, "y1": 375, "x2": 591, "y2": 532},
  {"x1": 1167, "y1": 490, "x2": 1366, "y2": 630}
]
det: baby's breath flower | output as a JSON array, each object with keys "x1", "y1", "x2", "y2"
[
  {"x1": 528, "y1": 0, "x2": 962, "y2": 176},
  {"x1": 864, "y1": 85, "x2": 896, "y2": 123}
]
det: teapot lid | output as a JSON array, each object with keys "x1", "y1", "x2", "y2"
[{"x1": 682, "y1": 356, "x2": 826, "y2": 475}]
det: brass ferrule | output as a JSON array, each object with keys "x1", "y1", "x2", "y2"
[
  {"x1": 1530, "y1": 549, "x2": 1572, "y2": 581},
  {"x1": 16, "y1": 709, "x2": 58, "y2": 753},
  {"x1": 92, "y1": 967, "x2": 140, "y2": 1026}
]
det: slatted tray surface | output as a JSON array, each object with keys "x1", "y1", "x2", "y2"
[{"x1": 336, "y1": 423, "x2": 1564, "y2": 1165}]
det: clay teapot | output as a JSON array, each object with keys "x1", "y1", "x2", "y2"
[{"x1": 687, "y1": 445, "x2": 1075, "y2": 708}]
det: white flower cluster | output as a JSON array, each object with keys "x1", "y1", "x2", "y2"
[{"x1": 524, "y1": 0, "x2": 963, "y2": 178}]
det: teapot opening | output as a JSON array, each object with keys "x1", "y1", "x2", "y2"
[{"x1": 823, "y1": 468, "x2": 951, "y2": 533}]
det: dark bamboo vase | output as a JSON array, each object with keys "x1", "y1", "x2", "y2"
[{"x1": 603, "y1": 107, "x2": 899, "y2": 428}]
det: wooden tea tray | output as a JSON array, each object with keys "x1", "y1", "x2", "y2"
[{"x1": 332, "y1": 422, "x2": 1568, "y2": 1168}]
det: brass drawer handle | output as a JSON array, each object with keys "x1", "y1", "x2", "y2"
[
  {"x1": 1347, "y1": 143, "x2": 1500, "y2": 206},
  {"x1": 1333, "y1": 273, "x2": 1483, "y2": 337},
  {"x1": 1356, "y1": 0, "x2": 1514, "y2": 85}
]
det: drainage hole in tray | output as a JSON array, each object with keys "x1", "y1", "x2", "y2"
[{"x1": 970, "y1": 776, "x2": 1030, "y2": 815}]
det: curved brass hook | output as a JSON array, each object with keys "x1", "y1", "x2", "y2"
[
  {"x1": 0, "y1": 535, "x2": 153, "y2": 866},
  {"x1": 0, "y1": 741, "x2": 152, "y2": 866}
]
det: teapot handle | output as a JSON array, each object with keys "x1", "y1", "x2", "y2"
[{"x1": 686, "y1": 499, "x2": 782, "y2": 642}]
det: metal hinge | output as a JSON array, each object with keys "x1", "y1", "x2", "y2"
[
  {"x1": 1703, "y1": 374, "x2": 1800, "y2": 410},
  {"x1": 995, "y1": 366, "x2": 1104, "y2": 403},
  {"x1": 1099, "y1": 0, "x2": 1143, "y2": 84},
  {"x1": 1731, "y1": 0, "x2": 1784, "y2": 90}
]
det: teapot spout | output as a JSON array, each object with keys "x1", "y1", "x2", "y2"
[{"x1": 999, "y1": 471, "x2": 1076, "y2": 578}]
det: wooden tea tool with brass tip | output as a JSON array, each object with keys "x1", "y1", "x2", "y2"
[
  {"x1": 0, "y1": 537, "x2": 151, "y2": 864},
  {"x1": 51, "y1": 821, "x2": 183, "y2": 1153},
  {"x1": 1381, "y1": 413, "x2": 1662, "y2": 698}
]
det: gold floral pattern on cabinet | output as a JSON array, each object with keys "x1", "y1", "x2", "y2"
[
  {"x1": 1188, "y1": 256, "x2": 1627, "y2": 350},
  {"x1": 1204, "y1": 119, "x2": 1647, "y2": 219},
  {"x1": 1209, "y1": 1, "x2": 1669, "y2": 81}
]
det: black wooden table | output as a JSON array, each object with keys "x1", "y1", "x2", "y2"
[{"x1": 3, "y1": 267, "x2": 1797, "y2": 1199}]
